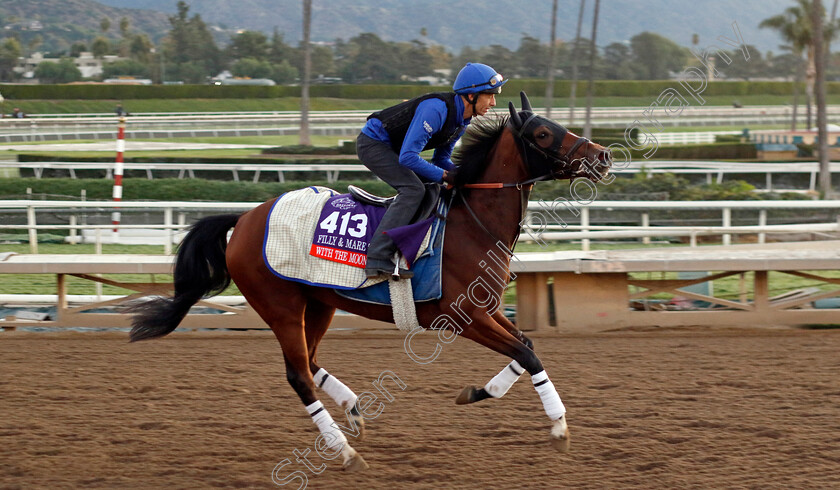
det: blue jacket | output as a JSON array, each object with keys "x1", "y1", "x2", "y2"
[{"x1": 362, "y1": 94, "x2": 469, "y2": 182}]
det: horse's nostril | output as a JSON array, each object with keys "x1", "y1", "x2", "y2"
[{"x1": 598, "y1": 150, "x2": 612, "y2": 164}]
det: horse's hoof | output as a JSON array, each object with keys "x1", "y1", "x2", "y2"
[
  {"x1": 550, "y1": 416, "x2": 571, "y2": 453},
  {"x1": 455, "y1": 385, "x2": 477, "y2": 405},
  {"x1": 550, "y1": 430, "x2": 571, "y2": 452},
  {"x1": 347, "y1": 404, "x2": 366, "y2": 442},
  {"x1": 342, "y1": 453, "x2": 369, "y2": 472},
  {"x1": 355, "y1": 418, "x2": 366, "y2": 442}
]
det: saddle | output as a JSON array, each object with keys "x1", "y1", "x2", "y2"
[
  {"x1": 348, "y1": 183, "x2": 442, "y2": 224},
  {"x1": 263, "y1": 185, "x2": 447, "y2": 292}
]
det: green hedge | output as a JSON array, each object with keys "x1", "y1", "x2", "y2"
[
  {"x1": 0, "y1": 178, "x2": 394, "y2": 202},
  {"x1": 1, "y1": 80, "x2": 830, "y2": 100},
  {"x1": 629, "y1": 142, "x2": 757, "y2": 160},
  {"x1": 0, "y1": 175, "x2": 810, "y2": 203},
  {"x1": 17, "y1": 154, "x2": 359, "y2": 164}
]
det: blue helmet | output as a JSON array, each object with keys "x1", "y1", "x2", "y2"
[{"x1": 453, "y1": 63, "x2": 507, "y2": 95}]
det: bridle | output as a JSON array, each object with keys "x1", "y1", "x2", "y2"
[
  {"x1": 453, "y1": 113, "x2": 593, "y2": 256},
  {"x1": 461, "y1": 115, "x2": 591, "y2": 191}
]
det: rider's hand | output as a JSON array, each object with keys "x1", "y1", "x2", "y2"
[{"x1": 442, "y1": 169, "x2": 458, "y2": 186}]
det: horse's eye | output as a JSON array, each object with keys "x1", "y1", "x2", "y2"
[{"x1": 537, "y1": 131, "x2": 549, "y2": 139}]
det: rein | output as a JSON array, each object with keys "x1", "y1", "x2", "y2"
[{"x1": 452, "y1": 114, "x2": 593, "y2": 257}]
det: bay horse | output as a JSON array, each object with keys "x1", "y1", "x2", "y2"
[{"x1": 128, "y1": 92, "x2": 612, "y2": 471}]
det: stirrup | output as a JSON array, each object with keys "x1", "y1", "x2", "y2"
[{"x1": 390, "y1": 262, "x2": 413, "y2": 281}]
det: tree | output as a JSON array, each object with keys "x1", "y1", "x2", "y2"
[
  {"x1": 761, "y1": 0, "x2": 818, "y2": 130},
  {"x1": 272, "y1": 60, "x2": 298, "y2": 84},
  {"x1": 27, "y1": 35, "x2": 43, "y2": 58},
  {"x1": 603, "y1": 42, "x2": 634, "y2": 80},
  {"x1": 164, "y1": 1, "x2": 222, "y2": 82},
  {"x1": 300, "y1": 0, "x2": 312, "y2": 145},
  {"x1": 813, "y1": 0, "x2": 831, "y2": 197},
  {"x1": 228, "y1": 31, "x2": 270, "y2": 61},
  {"x1": 269, "y1": 29, "x2": 294, "y2": 64},
  {"x1": 397, "y1": 40, "x2": 432, "y2": 78},
  {"x1": 309, "y1": 45, "x2": 335, "y2": 76},
  {"x1": 568, "y1": 0, "x2": 586, "y2": 125},
  {"x1": 516, "y1": 35, "x2": 550, "y2": 77},
  {"x1": 129, "y1": 34, "x2": 154, "y2": 64},
  {"x1": 341, "y1": 33, "x2": 401, "y2": 82},
  {"x1": 583, "y1": 0, "x2": 600, "y2": 139},
  {"x1": 119, "y1": 17, "x2": 130, "y2": 38},
  {"x1": 0, "y1": 37, "x2": 22, "y2": 81},
  {"x1": 119, "y1": 17, "x2": 131, "y2": 57},
  {"x1": 70, "y1": 42, "x2": 87, "y2": 58},
  {"x1": 91, "y1": 36, "x2": 110, "y2": 58},
  {"x1": 546, "y1": 0, "x2": 559, "y2": 118},
  {"x1": 34, "y1": 58, "x2": 81, "y2": 83},
  {"x1": 231, "y1": 57, "x2": 273, "y2": 79},
  {"x1": 629, "y1": 32, "x2": 688, "y2": 79},
  {"x1": 102, "y1": 59, "x2": 149, "y2": 79},
  {"x1": 100, "y1": 17, "x2": 111, "y2": 34}
]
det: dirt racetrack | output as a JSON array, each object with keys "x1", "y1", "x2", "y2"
[{"x1": 2, "y1": 327, "x2": 840, "y2": 489}]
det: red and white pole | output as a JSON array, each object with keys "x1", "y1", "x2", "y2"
[{"x1": 112, "y1": 116, "x2": 125, "y2": 233}]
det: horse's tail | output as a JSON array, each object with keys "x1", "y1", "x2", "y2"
[{"x1": 129, "y1": 214, "x2": 240, "y2": 342}]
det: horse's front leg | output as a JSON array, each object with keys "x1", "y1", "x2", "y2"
[
  {"x1": 456, "y1": 309, "x2": 533, "y2": 404},
  {"x1": 458, "y1": 315, "x2": 570, "y2": 452}
]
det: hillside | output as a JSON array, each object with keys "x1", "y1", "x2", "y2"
[
  {"x1": 0, "y1": 0, "x2": 171, "y2": 53},
  {"x1": 95, "y1": 0, "x2": 796, "y2": 52}
]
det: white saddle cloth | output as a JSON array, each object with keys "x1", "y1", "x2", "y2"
[{"x1": 263, "y1": 186, "x2": 431, "y2": 290}]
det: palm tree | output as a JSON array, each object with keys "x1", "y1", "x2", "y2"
[
  {"x1": 760, "y1": 0, "x2": 814, "y2": 130},
  {"x1": 813, "y1": 0, "x2": 830, "y2": 197},
  {"x1": 300, "y1": 0, "x2": 312, "y2": 146},
  {"x1": 545, "y1": 0, "x2": 558, "y2": 118},
  {"x1": 583, "y1": 0, "x2": 600, "y2": 140},
  {"x1": 568, "y1": 0, "x2": 586, "y2": 126},
  {"x1": 762, "y1": 0, "x2": 838, "y2": 196}
]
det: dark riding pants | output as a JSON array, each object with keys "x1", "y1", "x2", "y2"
[{"x1": 356, "y1": 133, "x2": 427, "y2": 267}]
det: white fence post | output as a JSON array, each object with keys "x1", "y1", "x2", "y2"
[
  {"x1": 69, "y1": 215, "x2": 78, "y2": 244},
  {"x1": 722, "y1": 208, "x2": 732, "y2": 246},
  {"x1": 164, "y1": 207, "x2": 173, "y2": 255},
  {"x1": 581, "y1": 207, "x2": 590, "y2": 251},
  {"x1": 26, "y1": 205, "x2": 37, "y2": 254},
  {"x1": 758, "y1": 210, "x2": 767, "y2": 244},
  {"x1": 641, "y1": 212, "x2": 650, "y2": 245}
]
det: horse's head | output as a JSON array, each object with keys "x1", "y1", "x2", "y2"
[{"x1": 508, "y1": 91, "x2": 612, "y2": 183}]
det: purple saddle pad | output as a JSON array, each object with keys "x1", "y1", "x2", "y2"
[{"x1": 310, "y1": 193, "x2": 434, "y2": 269}]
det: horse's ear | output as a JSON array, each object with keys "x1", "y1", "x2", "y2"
[
  {"x1": 520, "y1": 91, "x2": 532, "y2": 112},
  {"x1": 508, "y1": 101, "x2": 522, "y2": 127}
]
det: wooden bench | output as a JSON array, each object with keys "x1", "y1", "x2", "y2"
[
  {"x1": 511, "y1": 241, "x2": 840, "y2": 331},
  {"x1": 0, "y1": 254, "x2": 385, "y2": 331},
  {"x1": 2, "y1": 242, "x2": 839, "y2": 332}
]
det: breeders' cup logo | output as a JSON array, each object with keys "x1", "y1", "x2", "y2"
[{"x1": 331, "y1": 196, "x2": 356, "y2": 210}]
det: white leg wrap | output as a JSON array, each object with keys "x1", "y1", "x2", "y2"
[
  {"x1": 306, "y1": 400, "x2": 347, "y2": 451},
  {"x1": 531, "y1": 371, "x2": 566, "y2": 421},
  {"x1": 314, "y1": 368, "x2": 358, "y2": 409},
  {"x1": 484, "y1": 360, "x2": 524, "y2": 398}
]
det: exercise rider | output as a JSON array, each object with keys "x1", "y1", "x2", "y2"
[{"x1": 357, "y1": 62, "x2": 507, "y2": 279}]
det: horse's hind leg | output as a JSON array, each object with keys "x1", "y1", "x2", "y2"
[
  {"x1": 237, "y1": 280, "x2": 368, "y2": 471},
  {"x1": 456, "y1": 310, "x2": 533, "y2": 405},
  {"x1": 304, "y1": 299, "x2": 365, "y2": 440}
]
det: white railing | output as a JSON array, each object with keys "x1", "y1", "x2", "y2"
[
  {"x1": 0, "y1": 199, "x2": 838, "y2": 254},
  {"x1": 654, "y1": 131, "x2": 741, "y2": 145},
  {"x1": 2, "y1": 104, "x2": 838, "y2": 142},
  {"x1": 3, "y1": 159, "x2": 838, "y2": 191},
  {"x1": 523, "y1": 199, "x2": 840, "y2": 250}
]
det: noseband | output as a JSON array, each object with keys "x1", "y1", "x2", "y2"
[
  {"x1": 461, "y1": 114, "x2": 591, "y2": 191},
  {"x1": 455, "y1": 114, "x2": 593, "y2": 257}
]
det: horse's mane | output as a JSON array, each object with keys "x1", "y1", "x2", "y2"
[{"x1": 453, "y1": 114, "x2": 510, "y2": 185}]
